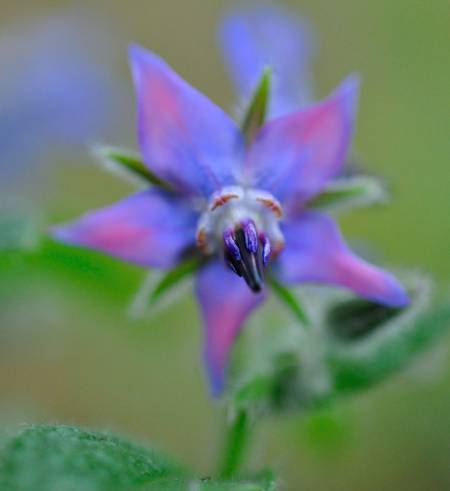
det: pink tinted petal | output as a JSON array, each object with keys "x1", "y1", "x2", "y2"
[
  {"x1": 245, "y1": 76, "x2": 359, "y2": 213},
  {"x1": 52, "y1": 190, "x2": 198, "y2": 269},
  {"x1": 129, "y1": 45, "x2": 243, "y2": 198},
  {"x1": 277, "y1": 211, "x2": 409, "y2": 307},
  {"x1": 195, "y1": 260, "x2": 266, "y2": 395}
]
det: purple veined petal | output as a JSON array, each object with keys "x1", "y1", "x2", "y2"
[
  {"x1": 129, "y1": 45, "x2": 244, "y2": 199},
  {"x1": 219, "y1": 4, "x2": 315, "y2": 117},
  {"x1": 195, "y1": 260, "x2": 266, "y2": 395},
  {"x1": 52, "y1": 189, "x2": 198, "y2": 269},
  {"x1": 276, "y1": 211, "x2": 409, "y2": 307},
  {"x1": 245, "y1": 76, "x2": 360, "y2": 214}
]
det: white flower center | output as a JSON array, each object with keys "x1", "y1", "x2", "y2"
[{"x1": 196, "y1": 186, "x2": 285, "y2": 256}]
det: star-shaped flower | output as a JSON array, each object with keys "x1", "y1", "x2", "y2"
[{"x1": 53, "y1": 39, "x2": 408, "y2": 395}]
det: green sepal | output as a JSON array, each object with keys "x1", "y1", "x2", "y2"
[
  {"x1": 268, "y1": 275, "x2": 309, "y2": 327},
  {"x1": 93, "y1": 145, "x2": 173, "y2": 190},
  {"x1": 241, "y1": 67, "x2": 272, "y2": 145},
  {"x1": 325, "y1": 275, "x2": 450, "y2": 394},
  {"x1": 148, "y1": 257, "x2": 202, "y2": 306},
  {"x1": 307, "y1": 176, "x2": 387, "y2": 212},
  {"x1": 129, "y1": 257, "x2": 202, "y2": 319}
]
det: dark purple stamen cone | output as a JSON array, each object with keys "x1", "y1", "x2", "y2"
[{"x1": 224, "y1": 225, "x2": 265, "y2": 292}]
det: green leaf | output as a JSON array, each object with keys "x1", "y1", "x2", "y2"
[
  {"x1": 0, "y1": 214, "x2": 41, "y2": 253},
  {"x1": 326, "y1": 275, "x2": 450, "y2": 393},
  {"x1": 0, "y1": 425, "x2": 275, "y2": 491},
  {"x1": 268, "y1": 276, "x2": 309, "y2": 327},
  {"x1": 307, "y1": 176, "x2": 387, "y2": 212},
  {"x1": 0, "y1": 425, "x2": 185, "y2": 491},
  {"x1": 241, "y1": 68, "x2": 272, "y2": 145},
  {"x1": 93, "y1": 145, "x2": 172, "y2": 190}
]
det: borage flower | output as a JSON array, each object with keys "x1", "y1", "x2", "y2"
[{"x1": 53, "y1": 44, "x2": 409, "y2": 395}]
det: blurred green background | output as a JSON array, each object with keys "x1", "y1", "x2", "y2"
[{"x1": 0, "y1": 1, "x2": 449, "y2": 490}]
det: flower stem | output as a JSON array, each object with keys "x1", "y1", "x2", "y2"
[{"x1": 218, "y1": 410, "x2": 251, "y2": 479}]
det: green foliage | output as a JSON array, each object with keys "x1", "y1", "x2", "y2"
[
  {"x1": 307, "y1": 176, "x2": 386, "y2": 212},
  {"x1": 0, "y1": 425, "x2": 275, "y2": 491},
  {"x1": 93, "y1": 145, "x2": 173, "y2": 190},
  {"x1": 0, "y1": 425, "x2": 184, "y2": 491},
  {"x1": 241, "y1": 68, "x2": 272, "y2": 145},
  {"x1": 229, "y1": 274, "x2": 450, "y2": 419},
  {"x1": 0, "y1": 238, "x2": 142, "y2": 304}
]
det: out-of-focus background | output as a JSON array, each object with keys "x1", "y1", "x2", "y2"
[{"x1": 0, "y1": 1, "x2": 448, "y2": 490}]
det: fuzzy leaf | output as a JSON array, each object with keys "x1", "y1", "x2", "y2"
[
  {"x1": 241, "y1": 68, "x2": 272, "y2": 145},
  {"x1": 0, "y1": 425, "x2": 275, "y2": 491},
  {"x1": 0, "y1": 425, "x2": 184, "y2": 491},
  {"x1": 307, "y1": 176, "x2": 386, "y2": 212},
  {"x1": 93, "y1": 145, "x2": 173, "y2": 189}
]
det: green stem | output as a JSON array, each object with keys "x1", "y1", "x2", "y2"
[{"x1": 218, "y1": 410, "x2": 251, "y2": 479}]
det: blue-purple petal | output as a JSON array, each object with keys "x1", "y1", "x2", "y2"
[
  {"x1": 195, "y1": 260, "x2": 266, "y2": 395},
  {"x1": 245, "y1": 76, "x2": 360, "y2": 213},
  {"x1": 52, "y1": 189, "x2": 198, "y2": 269},
  {"x1": 276, "y1": 211, "x2": 409, "y2": 308},
  {"x1": 129, "y1": 45, "x2": 244, "y2": 199}
]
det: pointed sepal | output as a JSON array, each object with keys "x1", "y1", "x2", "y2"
[
  {"x1": 307, "y1": 176, "x2": 387, "y2": 212},
  {"x1": 93, "y1": 145, "x2": 173, "y2": 190},
  {"x1": 241, "y1": 67, "x2": 272, "y2": 145},
  {"x1": 129, "y1": 257, "x2": 202, "y2": 318},
  {"x1": 325, "y1": 274, "x2": 450, "y2": 394},
  {"x1": 268, "y1": 275, "x2": 309, "y2": 327}
]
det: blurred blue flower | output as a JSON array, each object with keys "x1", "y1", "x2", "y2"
[
  {"x1": 53, "y1": 46, "x2": 409, "y2": 396},
  {"x1": 219, "y1": 3, "x2": 316, "y2": 117},
  {"x1": 0, "y1": 10, "x2": 125, "y2": 182}
]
